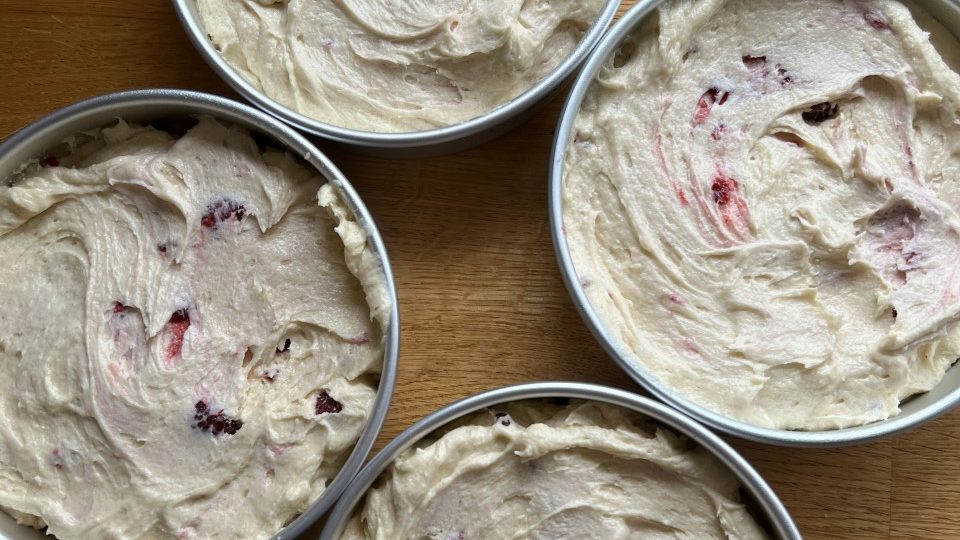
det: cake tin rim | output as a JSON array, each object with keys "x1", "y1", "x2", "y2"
[
  {"x1": 0, "y1": 88, "x2": 400, "y2": 540},
  {"x1": 548, "y1": 0, "x2": 960, "y2": 447},
  {"x1": 318, "y1": 381, "x2": 800, "y2": 540},
  {"x1": 171, "y1": 0, "x2": 621, "y2": 149}
]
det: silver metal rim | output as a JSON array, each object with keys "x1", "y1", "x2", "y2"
[
  {"x1": 319, "y1": 382, "x2": 800, "y2": 540},
  {"x1": 171, "y1": 0, "x2": 621, "y2": 149},
  {"x1": 548, "y1": 0, "x2": 960, "y2": 447},
  {"x1": 0, "y1": 88, "x2": 400, "y2": 540}
]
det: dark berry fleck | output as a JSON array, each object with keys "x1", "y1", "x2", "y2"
[
  {"x1": 741, "y1": 55, "x2": 766, "y2": 70},
  {"x1": 775, "y1": 65, "x2": 792, "y2": 85},
  {"x1": 315, "y1": 390, "x2": 343, "y2": 415},
  {"x1": 802, "y1": 102, "x2": 839, "y2": 124},
  {"x1": 711, "y1": 174, "x2": 740, "y2": 206},
  {"x1": 170, "y1": 309, "x2": 189, "y2": 325},
  {"x1": 710, "y1": 124, "x2": 725, "y2": 141},
  {"x1": 261, "y1": 368, "x2": 279, "y2": 383},
  {"x1": 157, "y1": 242, "x2": 168, "y2": 254},
  {"x1": 892, "y1": 307, "x2": 898, "y2": 319},
  {"x1": 51, "y1": 449, "x2": 64, "y2": 470},
  {"x1": 494, "y1": 412, "x2": 511, "y2": 427},
  {"x1": 276, "y1": 338, "x2": 291, "y2": 354},
  {"x1": 193, "y1": 400, "x2": 242, "y2": 436},
  {"x1": 40, "y1": 155, "x2": 60, "y2": 167},
  {"x1": 201, "y1": 199, "x2": 246, "y2": 229}
]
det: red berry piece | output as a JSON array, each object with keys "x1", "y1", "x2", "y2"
[
  {"x1": 694, "y1": 88, "x2": 718, "y2": 124},
  {"x1": 165, "y1": 309, "x2": 191, "y2": 361},
  {"x1": 681, "y1": 337, "x2": 701, "y2": 354},
  {"x1": 694, "y1": 88, "x2": 730, "y2": 125},
  {"x1": 802, "y1": 102, "x2": 839, "y2": 124},
  {"x1": 113, "y1": 302, "x2": 129, "y2": 314},
  {"x1": 315, "y1": 390, "x2": 343, "y2": 415},
  {"x1": 665, "y1": 292, "x2": 685, "y2": 305},
  {"x1": 864, "y1": 10, "x2": 889, "y2": 30},
  {"x1": 200, "y1": 199, "x2": 246, "y2": 229},
  {"x1": 349, "y1": 334, "x2": 371, "y2": 345},
  {"x1": 711, "y1": 174, "x2": 739, "y2": 206}
]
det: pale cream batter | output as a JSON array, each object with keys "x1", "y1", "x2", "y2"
[
  {"x1": 563, "y1": 0, "x2": 960, "y2": 430},
  {"x1": 0, "y1": 117, "x2": 390, "y2": 539},
  {"x1": 342, "y1": 400, "x2": 768, "y2": 539},
  {"x1": 196, "y1": 0, "x2": 605, "y2": 132}
]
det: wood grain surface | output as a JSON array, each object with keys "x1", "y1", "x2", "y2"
[{"x1": 1, "y1": 1, "x2": 959, "y2": 539}]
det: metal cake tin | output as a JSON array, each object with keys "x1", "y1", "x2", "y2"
[
  {"x1": 319, "y1": 382, "x2": 800, "y2": 540},
  {"x1": 549, "y1": 0, "x2": 960, "y2": 447},
  {"x1": 172, "y1": 0, "x2": 621, "y2": 156},
  {"x1": 0, "y1": 89, "x2": 400, "y2": 540}
]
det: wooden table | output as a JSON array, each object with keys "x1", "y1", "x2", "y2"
[{"x1": 2, "y1": 1, "x2": 958, "y2": 538}]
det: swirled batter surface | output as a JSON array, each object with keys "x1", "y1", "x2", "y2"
[
  {"x1": 196, "y1": 0, "x2": 605, "y2": 132},
  {"x1": 342, "y1": 400, "x2": 768, "y2": 539},
  {"x1": 0, "y1": 117, "x2": 389, "y2": 539},
  {"x1": 563, "y1": 0, "x2": 960, "y2": 430}
]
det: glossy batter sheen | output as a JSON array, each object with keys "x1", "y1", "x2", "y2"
[
  {"x1": 342, "y1": 400, "x2": 768, "y2": 539},
  {"x1": 564, "y1": 0, "x2": 960, "y2": 430},
  {"x1": 195, "y1": 0, "x2": 605, "y2": 133},
  {"x1": 0, "y1": 117, "x2": 390, "y2": 539}
]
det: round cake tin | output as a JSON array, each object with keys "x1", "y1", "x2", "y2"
[
  {"x1": 319, "y1": 382, "x2": 800, "y2": 540},
  {"x1": 549, "y1": 0, "x2": 960, "y2": 447},
  {"x1": 171, "y1": 0, "x2": 621, "y2": 156},
  {"x1": 0, "y1": 89, "x2": 400, "y2": 540}
]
